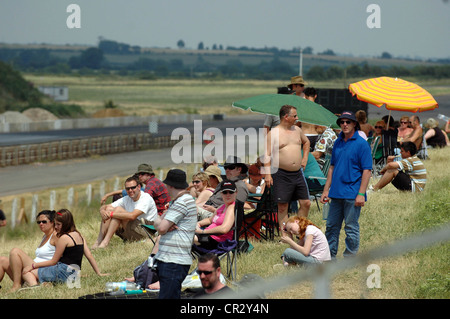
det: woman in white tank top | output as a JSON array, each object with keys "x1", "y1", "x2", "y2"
[{"x1": 0, "y1": 210, "x2": 57, "y2": 288}]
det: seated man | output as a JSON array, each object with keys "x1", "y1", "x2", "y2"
[
  {"x1": 403, "y1": 115, "x2": 423, "y2": 151},
  {"x1": 93, "y1": 175, "x2": 158, "y2": 248},
  {"x1": 193, "y1": 253, "x2": 233, "y2": 298},
  {"x1": 136, "y1": 163, "x2": 171, "y2": 216},
  {"x1": 311, "y1": 125, "x2": 337, "y2": 170},
  {"x1": 197, "y1": 156, "x2": 249, "y2": 220},
  {"x1": 371, "y1": 142, "x2": 427, "y2": 193}
]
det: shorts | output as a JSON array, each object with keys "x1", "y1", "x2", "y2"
[
  {"x1": 115, "y1": 218, "x2": 147, "y2": 242},
  {"x1": 38, "y1": 262, "x2": 78, "y2": 284},
  {"x1": 392, "y1": 171, "x2": 412, "y2": 191},
  {"x1": 272, "y1": 168, "x2": 310, "y2": 203},
  {"x1": 196, "y1": 234, "x2": 220, "y2": 250}
]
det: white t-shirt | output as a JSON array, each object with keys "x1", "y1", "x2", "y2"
[
  {"x1": 305, "y1": 225, "x2": 331, "y2": 262},
  {"x1": 111, "y1": 191, "x2": 157, "y2": 222}
]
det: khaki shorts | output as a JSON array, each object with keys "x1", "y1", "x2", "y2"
[{"x1": 115, "y1": 219, "x2": 147, "y2": 242}]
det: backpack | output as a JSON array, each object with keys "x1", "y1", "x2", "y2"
[{"x1": 133, "y1": 255, "x2": 159, "y2": 289}]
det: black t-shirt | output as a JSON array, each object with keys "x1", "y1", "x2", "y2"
[{"x1": 193, "y1": 285, "x2": 233, "y2": 298}]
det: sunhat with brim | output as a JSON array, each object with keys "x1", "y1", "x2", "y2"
[
  {"x1": 224, "y1": 156, "x2": 248, "y2": 174},
  {"x1": 163, "y1": 169, "x2": 189, "y2": 189},
  {"x1": 204, "y1": 165, "x2": 223, "y2": 182},
  {"x1": 336, "y1": 111, "x2": 360, "y2": 130},
  {"x1": 136, "y1": 163, "x2": 154, "y2": 175},
  {"x1": 287, "y1": 75, "x2": 308, "y2": 89}
]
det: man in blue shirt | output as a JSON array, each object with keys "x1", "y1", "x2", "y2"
[{"x1": 320, "y1": 111, "x2": 372, "y2": 259}]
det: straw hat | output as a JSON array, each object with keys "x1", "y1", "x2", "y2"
[{"x1": 287, "y1": 76, "x2": 308, "y2": 89}]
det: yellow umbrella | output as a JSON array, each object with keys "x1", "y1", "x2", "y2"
[{"x1": 348, "y1": 77, "x2": 439, "y2": 113}]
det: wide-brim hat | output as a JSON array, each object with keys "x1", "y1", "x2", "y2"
[
  {"x1": 163, "y1": 169, "x2": 189, "y2": 189},
  {"x1": 219, "y1": 180, "x2": 237, "y2": 193},
  {"x1": 224, "y1": 156, "x2": 248, "y2": 174},
  {"x1": 336, "y1": 111, "x2": 360, "y2": 130},
  {"x1": 287, "y1": 75, "x2": 308, "y2": 89},
  {"x1": 204, "y1": 165, "x2": 223, "y2": 182},
  {"x1": 136, "y1": 163, "x2": 154, "y2": 175}
]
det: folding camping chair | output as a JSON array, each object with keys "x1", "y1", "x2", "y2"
[
  {"x1": 191, "y1": 200, "x2": 246, "y2": 282},
  {"x1": 305, "y1": 153, "x2": 330, "y2": 213},
  {"x1": 140, "y1": 223, "x2": 157, "y2": 245},
  {"x1": 243, "y1": 186, "x2": 278, "y2": 241}
]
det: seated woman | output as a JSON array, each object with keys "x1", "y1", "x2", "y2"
[
  {"x1": 244, "y1": 164, "x2": 265, "y2": 210},
  {"x1": 1, "y1": 210, "x2": 57, "y2": 288},
  {"x1": 424, "y1": 118, "x2": 449, "y2": 148},
  {"x1": 10, "y1": 208, "x2": 108, "y2": 292},
  {"x1": 279, "y1": 216, "x2": 330, "y2": 267},
  {"x1": 369, "y1": 120, "x2": 386, "y2": 165},
  {"x1": 194, "y1": 181, "x2": 237, "y2": 250},
  {"x1": 190, "y1": 172, "x2": 215, "y2": 208},
  {"x1": 397, "y1": 115, "x2": 414, "y2": 142}
]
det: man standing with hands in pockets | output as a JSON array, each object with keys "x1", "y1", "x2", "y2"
[{"x1": 320, "y1": 111, "x2": 372, "y2": 259}]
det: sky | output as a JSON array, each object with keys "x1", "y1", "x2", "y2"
[{"x1": 1, "y1": 0, "x2": 449, "y2": 59}]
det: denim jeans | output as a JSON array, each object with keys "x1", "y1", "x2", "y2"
[
  {"x1": 282, "y1": 248, "x2": 321, "y2": 266},
  {"x1": 325, "y1": 199, "x2": 361, "y2": 258},
  {"x1": 156, "y1": 261, "x2": 190, "y2": 299}
]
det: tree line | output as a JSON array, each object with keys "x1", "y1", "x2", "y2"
[{"x1": 0, "y1": 44, "x2": 449, "y2": 81}]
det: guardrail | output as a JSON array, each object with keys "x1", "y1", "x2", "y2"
[{"x1": 0, "y1": 133, "x2": 186, "y2": 167}]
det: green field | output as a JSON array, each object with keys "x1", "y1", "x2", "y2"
[
  {"x1": 0, "y1": 147, "x2": 448, "y2": 299},
  {"x1": 25, "y1": 74, "x2": 450, "y2": 118}
]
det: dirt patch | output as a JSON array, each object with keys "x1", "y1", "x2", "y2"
[
  {"x1": 92, "y1": 108, "x2": 126, "y2": 118},
  {"x1": 22, "y1": 107, "x2": 59, "y2": 121}
]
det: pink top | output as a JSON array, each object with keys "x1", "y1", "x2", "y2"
[{"x1": 206, "y1": 203, "x2": 234, "y2": 242}]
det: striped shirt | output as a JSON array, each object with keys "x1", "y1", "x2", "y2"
[
  {"x1": 155, "y1": 193, "x2": 197, "y2": 265},
  {"x1": 396, "y1": 155, "x2": 427, "y2": 192}
]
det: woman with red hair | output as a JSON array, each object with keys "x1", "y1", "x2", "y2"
[{"x1": 279, "y1": 216, "x2": 330, "y2": 267}]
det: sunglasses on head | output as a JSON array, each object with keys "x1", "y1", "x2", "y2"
[
  {"x1": 197, "y1": 270, "x2": 214, "y2": 275},
  {"x1": 36, "y1": 220, "x2": 48, "y2": 225},
  {"x1": 125, "y1": 184, "x2": 138, "y2": 191}
]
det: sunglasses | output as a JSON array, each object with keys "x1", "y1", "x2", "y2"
[
  {"x1": 339, "y1": 120, "x2": 353, "y2": 125},
  {"x1": 225, "y1": 165, "x2": 236, "y2": 170},
  {"x1": 36, "y1": 220, "x2": 48, "y2": 225},
  {"x1": 222, "y1": 190, "x2": 236, "y2": 195},
  {"x1": 197, "y1": 270, "x2": 214, "y2": 276},
  {"x1": 400, "y1": 121, "x2": 410, "y2": 124},
  {"x1": 125, "y1": 184, "x2": 138, "y2": 191},
  {"x1": 192, "y1": 180, "x2": 202, "y2": 184},
  {"x1": 375, "y1": 126, "x2": 384, "y2": 129}
]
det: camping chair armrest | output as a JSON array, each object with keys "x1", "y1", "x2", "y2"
[{"x1": 247, "y1": 192, "x2": 263, "y2": 203}]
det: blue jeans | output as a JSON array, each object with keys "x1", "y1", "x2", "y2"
[
  {"x1": 325, "y1": 199, "x2": 361, "y2": 258},
  {"x1": 282, "y1": 248, "x2": 321, "y2": 266},
  {"x1": 156, "y1": 261, "x2": 190, "y2": 299}
]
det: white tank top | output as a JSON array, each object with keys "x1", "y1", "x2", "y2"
[{"x1": 34, "y1": 233, "x2": 56, "y2": 263}]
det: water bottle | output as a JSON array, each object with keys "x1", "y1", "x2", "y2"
[
  {"x1": 148, "y1": 253, "x2": 157, "y2": 270},
  {"x1": 105, "y1": 281, "x2": 139, "y2": 294},
  {"x1": 437, "y1": 114, "x2": 450, "y2": 123},
  {"x1": 322, "y1": 198, "x2": 330, "y2": 220}
]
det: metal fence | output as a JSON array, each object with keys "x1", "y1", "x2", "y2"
[{"x1": 216, "y1": 222, "x2": 450, "y2": 299}]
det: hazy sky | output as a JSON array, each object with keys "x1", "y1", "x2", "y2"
[{"x1": 1, "y1": 0, "x2": 449, "y2": 59}]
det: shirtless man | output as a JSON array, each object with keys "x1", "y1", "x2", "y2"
[{"x1": 264, "y1": 105, "x2": 311, "y2": 234}]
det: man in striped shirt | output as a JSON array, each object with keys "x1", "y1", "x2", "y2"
[{"x1": 372, "y1": 141, "x2": 427, "y2": 193}]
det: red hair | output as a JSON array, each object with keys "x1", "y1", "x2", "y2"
[{"x1": 286, "y1": 216, "x2": 317, "y2": 240}]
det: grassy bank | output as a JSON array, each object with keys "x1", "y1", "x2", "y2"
[{"x1": 0, "y1": 147, "x2": 448, "y2": 299}]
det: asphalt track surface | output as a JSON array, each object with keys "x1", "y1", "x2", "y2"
[
  {"x1": 1, "y1": 95, "x2": 449, "y2": 197},
  {"x1": 0, "y1": 115, "x2": 266, "y2": 196}
]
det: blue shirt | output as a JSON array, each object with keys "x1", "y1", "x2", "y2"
[{"x1": 329, "y1": 131, "x2": 372, "y2": 199}]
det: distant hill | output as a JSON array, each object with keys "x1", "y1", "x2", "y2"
[
  {"x1": 0, "y1": 60, "x2": 43, "y2": 112},
  {"x1": 0, "y1": 42, "x2": 442, "y2": 72}
]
